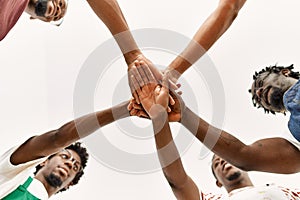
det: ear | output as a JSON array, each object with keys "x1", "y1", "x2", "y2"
[
  {"x1": 39, "y1": 159, "x2": 48, "y2": 167},
  {"x1": 63, "y1": 182, "x2": 74, "y2": 190},
  {"x1": 281, "y1": 68, "x2": 291, "y2": 77},
  {"x1": 216, "y1": 180, "x2": 222, "y2": 188}
]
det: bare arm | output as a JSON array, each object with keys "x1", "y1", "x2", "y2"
[
  {"x1": 181, "y1": 107, "x2": 300, "y2": 174},
  {"x1": 132, "y1": 64, "x2": 200, "y2": 199},
  {"x1": 86, "y1": 0, "x2": 171, "y2": 103},
  {"x1": 152, "y1": 114, "x2": 200, "y2": 200},
  {"x1": 166, "y1": 0, "x2": 246, "y2": 81},
  {"x1": 10, "y1": 100, "x2": 130, "y2": 165},
  {"x1": 86, "y1": 0, "x2": 141, "y2": 64}
]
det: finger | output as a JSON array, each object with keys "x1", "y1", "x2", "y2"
[
  {"x1": 131, "y1": 75, "x2": 142, "y2": 104},
  {"x1": 130, "y1": 109, "x2": 137, "y2": 116},
  {"x1": 137, "y1": 61, "x2": 150, "y2": 84},
  {"x1": 138, "y1": 111, "x2": 149, "y2": 118},
  {"x1": 176, "y1": 83, "x2": 181, "y2": 89},
  {"x1": 132, "y1": 92, "x2": 140, "y2": 104},
  {"x1": 133, "y1": 103, "x2": 143, "y2": 110},
  {"x1": 134, "y1": 61, "x2": 147, "y2": 88},
  {"x1": 131, "y1": 75, "x2": 142, "y2": 94},
  {"x1": 167, "y1": 106, "x2": 171, "y2": 113},
  {"x1": 161, "y1": 73, "x2": 170, "y2": 92},
  {"x1": 169, "y1": 94, "x2": 175, "y2": 105},
  {"x1": 169, "y1": 79, "x2": 178, "y2": 90},
  {"x1": 141, "y1": 60, "x2": 157, "y2": 84},
  {"x1": 130, "y1": 62, "x2": 145, "y2": 88},
  {"x1": 127, "y1": 101, "x2": 133, "y2": 110}
]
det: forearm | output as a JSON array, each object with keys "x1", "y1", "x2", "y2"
[
  {"x1": 167, "y1": 0, "x2": 246, "y2": 78},
  {"x1": 11, "y1": 101, "x2": 130, "y2": 164},
  {"x1": 181, "y1": 107, "x2": 249, "y2": 169},
  {"x1": 152, "y1": 114, "x2": 188, "y2": 187},
  {"x1": 86, "y1": 0, "x2": 141, "y2": 64},
  {"x1": 55, "y1": 100, "x2": 130, "y2": 145}
]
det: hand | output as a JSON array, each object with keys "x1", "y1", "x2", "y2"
[
  {"x1": 130, "y1": 62, "x2": 169, "y2": 118},
  {"x1": 128, "y1": 90, "x2": 185, "y2": 122},
  {"x1": 128, "y1": 55, "x2": 178, "y2": 104},
  {"x1": 128, "y1": 98, "x2": 149, "y2": 118},
  {"x1": 128, "y1": 55, "x2": 161, "y2": 104},
  {"x1": 168, "y1": 90, "x2": 185, "y2": 122}
]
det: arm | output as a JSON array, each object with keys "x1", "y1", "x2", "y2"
[
  {"x1": 132, "y1": 65, "x2": 200, "y2": 199},
  {"x1": 10, "y1": 100, "x2": 130, "y2": 165},
  {"x1": 86, "y1": 0, "x2": 140, "y2": 64},
  {"x1": 181, "y1": 107, "x2": 300, "y2": 174},
  {"x1": 166, "y1": 0, "x2": 246, "y2": 81},
  {"x1": 152, "y1": 114, "x2": 200, "y2": 200}
]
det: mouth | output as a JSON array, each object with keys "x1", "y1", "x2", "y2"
[
  {"x1": 58, "y1": 166, "x2": 69, "y2": 177},
  {"x1": 262, "y1": 86, "x2": 272, "y2": 105}
]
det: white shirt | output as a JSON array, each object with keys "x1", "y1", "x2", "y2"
[
  {"x1": 201, "y1": 185, "x2": 300, "y2": 200},
  {"x1": 0, "y1": 146, "x2": 48, "y2": 199}
]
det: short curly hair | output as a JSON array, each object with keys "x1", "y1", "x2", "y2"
[
  {"x1": 33, "y1": 142, "x2": 89, "y2": 193},
  {"x1": 249, "y1": 64, "x2": 300, "y2": 114}
]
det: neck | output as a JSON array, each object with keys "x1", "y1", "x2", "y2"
[
  {"x1": 34, "y1": 174, "x2": 56, "y2": 197},
  {"x1": 225, "y1": 178, "x2": 254, "y2": 193}
]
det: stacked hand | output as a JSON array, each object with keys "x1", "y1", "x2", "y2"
[
  {"x1": 128, "y1": 61, "x2": 185, "y2": 122},
  {"x1": 127, "y1": 55, "x2": 179, "y2": 105}
]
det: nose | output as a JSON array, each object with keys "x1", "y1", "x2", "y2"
[
  {"x1": 64, "y1": 158, "x2": 74, "y2": 169},
  {"x1": 256, "y1": 88, "x2": 263, "y2": 99},
  {"x1": 220, "y1": 159, "x2": 225, "y2": 166}
]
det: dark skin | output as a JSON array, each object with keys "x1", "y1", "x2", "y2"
[
  {"x1": 10, "y1": 100, "x2": 130, "y2": 165},
  {"x1": 129, "y1": 62, "x2": 300, "y2": 174}
]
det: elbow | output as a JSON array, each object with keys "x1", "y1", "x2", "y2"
[
  {"x1": 163, "y1": 171, "x2": 188, "y2": 190},
  {"x1": 219, "y1": 0, "x2": 243, "y2": 22}
]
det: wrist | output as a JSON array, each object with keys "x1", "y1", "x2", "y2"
[
  {"x1": 149, "y1": 104, "x2": 168, "y2": 119},
  {"x1": 124, "y1": 50, "x2": 142, "y2": 65},
  {"x1": 112, "y1": 100, "x2": 131, "y2": 119}
]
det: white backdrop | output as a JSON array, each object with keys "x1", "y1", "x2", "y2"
[{"x1": 0, "y1": 0, "x2": 299, "y2": 199}]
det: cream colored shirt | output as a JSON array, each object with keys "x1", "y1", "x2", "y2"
[{"x1": 0, "y1": 146, "x2": 48, "y2": 199}]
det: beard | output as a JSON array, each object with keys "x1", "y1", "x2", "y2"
[
  {"x1": 35, "y1": 0, "x2": 48, "y2": 17},
  {"x1": 226, "y1": 171, "x2": 241, "y2": 181},
  {"x1": 269, "y1": 87, "x2": 285, "y2": 111},
  {"x1": 45, "y1": 173, "x2": 63, "y2": 188}
]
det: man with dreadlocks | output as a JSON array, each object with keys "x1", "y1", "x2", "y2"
[
  {"x1": 129, "y1": 62, "x2": 300, "y2": 174},
  {"x1": 129, "y1": 63, "x2": 300, "y2": 199},
  {"x1": 0, "y1": 100, "x2": 130, "y2": 199},
  {"x1": 250, "y1": 64, "x2": 300, "y2": 142}
]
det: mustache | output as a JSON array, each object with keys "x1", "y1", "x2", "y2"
[
  {"x1": 227, "y1": 171, "x2": 241, "y2": 181},
  {"x1": 35, "y1": 0, "x2": 48, "y2": 17},
  {"x1": 269, "y1": 87, "x2": 284, "y2": 110}
]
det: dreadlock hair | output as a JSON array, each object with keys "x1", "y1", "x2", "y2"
[
  {"x1": 33, "y1": 142, "x2": 89, "y2": 193},
  {"x1": 249, "y1": 64, "x2": 300, "y2": 115}
]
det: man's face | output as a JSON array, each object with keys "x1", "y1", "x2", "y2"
[
  {"x1": 212, "y1": 155, "x2": 245, "y2": 187},
  {"x1": 38, "y1": 149, "x2": 82, "y2": 190},
  {"x1": 250, "y1": 70, "x2": 298, "y2": 113},
  {"x1": 27, "y1": 0, "x2": 68, "y2": 23}
]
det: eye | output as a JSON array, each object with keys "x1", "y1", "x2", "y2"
[
  {"x1": 258, "y1": 80, "x2": 264, "y2": 87},
  {"x1": 61, "y1": 154, "x2": 68, "y2": 159},
  {"x1": 73, "y1": 165, "x2": 78, "y2": 171}
]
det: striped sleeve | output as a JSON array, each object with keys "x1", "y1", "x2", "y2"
[
  {"x1": 200, "y1": 191, "x2": 224, "y2": 200},
  {"x1": 279, "y1": 186, "x2": 300, "y2": 199}
]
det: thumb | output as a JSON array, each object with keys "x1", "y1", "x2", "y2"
[{"x1": 161, "y1": 74, "x2": 169, "y2": 93}]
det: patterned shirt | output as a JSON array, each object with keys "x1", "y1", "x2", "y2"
[{"x1": 200, "y1": 185, "x2": 300, "y2": 200}]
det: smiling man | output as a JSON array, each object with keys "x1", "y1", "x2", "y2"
[
  {"x1": 0, "y1": 0, "x2": 67, "y2": 41},
  {"x1": 129, "y1": 63, "x2": 300, "y2": 199}
]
